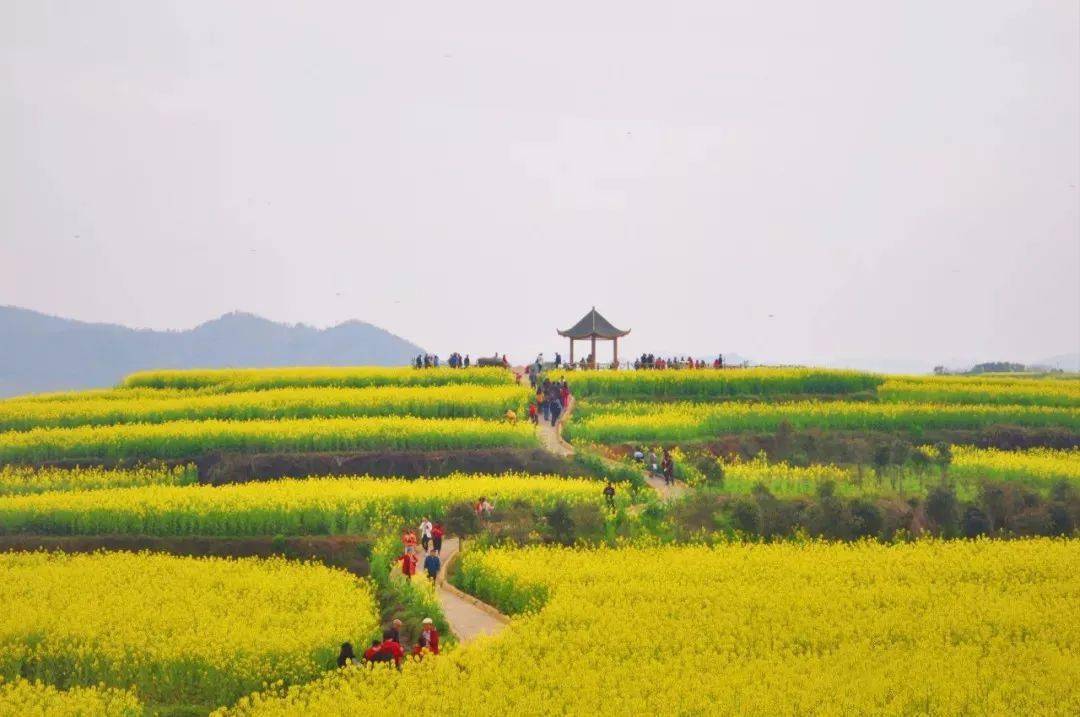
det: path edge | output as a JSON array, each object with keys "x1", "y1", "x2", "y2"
[{"x1": 437, "y1": 546, "x2": 511, "y2": 626}]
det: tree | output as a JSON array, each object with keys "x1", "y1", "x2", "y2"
[
  {"x1": 544, "y1": 501, "x2": 576, "y2": 545},
  {"x1": 933, "y1": 442, "x2": 953, "y2": 483},
  {"x1": 444, "y1": 502, "x2": 481, "y2": 549}
]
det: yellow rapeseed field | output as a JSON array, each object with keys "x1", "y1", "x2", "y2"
[
  {"x1": 568, "y1": 400, "x2": 1080, "y2": 441},
  {"x1": 951, "y1": 445, "x2": 1080, "y2": 487},
  {"x1": 0, "y1": 463, "x2": 196, "y2": 496},
  {"x1": 0, "y1": 678, "x2": 142, "y2": 716},
  {"x1": 551, "y1": 366, "x2": 882, "y2": 398},
  {"x1": 879, "y1": 375, "x2": 1080, "y2": 407},
  {"x1": 0, "y1": 414, "x2": 536, "y2": 462},
  {"x1": 0, "y1": 474, "x2": 614, "y2": 535},
  {"x1": 0, "y1": 552, "x2": 378, "y2": 709},
  {"x1": 705, "y1": 446, "x2": 1080, "y2": 496},
  {"x1": 221, "y1": 539, "x2": 1080, "y2": 717},
  {"x1": 122, "y1": 366, "x2": 514, "y2": 391},
  {"x1": 0, "y1": 385, "x2": 533, "y2": 431}
]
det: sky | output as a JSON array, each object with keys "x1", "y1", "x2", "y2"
[{"x1": 2, "y1": 1, "x2": 1078, "y2": 371}]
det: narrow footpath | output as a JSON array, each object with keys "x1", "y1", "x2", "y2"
[
  {"x1": 392, "y1": 537, "x2": 509, "y2": 643},
  {"x1": 430, "y1": 537, "x2": 508, "y2": 641},
  {"x1": 518, "y1": 365, "x2": 688, "y2": 501},
  {"x1": 405, "y1": 366, "x2": 688, "y2": 643}
]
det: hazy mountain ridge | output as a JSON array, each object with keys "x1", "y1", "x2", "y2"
[{"x1": 0, "y1": 307, "x2": 425, "y2": 397}]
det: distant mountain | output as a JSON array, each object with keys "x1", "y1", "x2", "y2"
[{"x1": 0, "y1": 307, "x2": 425, "y2": 398}]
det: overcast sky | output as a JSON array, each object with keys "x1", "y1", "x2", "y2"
[{"x1": 2, "y1": 1, "x2": 1077, "y2": 370}]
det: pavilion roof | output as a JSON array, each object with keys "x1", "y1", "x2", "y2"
[{"x1": 558, "y1": 308, "x2": 630, "y2": 340}]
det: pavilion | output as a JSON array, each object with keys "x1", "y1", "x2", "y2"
[{"x1": 558, "y1": 308, "x2": 630, "y2": 368}]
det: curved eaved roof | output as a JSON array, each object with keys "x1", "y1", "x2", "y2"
[{"x1": 558, "y1": 308, "x2": 630, "y2": 340}]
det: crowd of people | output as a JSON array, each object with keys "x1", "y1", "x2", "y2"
[
  {"x1": 634, "y1": 354, "x2": 726, "y2": 370},
  {"x1": 414, "y1": 353, "x2": 471, "y2": 369},
  {"x1": 527, "y1": 376, "x2": 570, "y2": 427}
]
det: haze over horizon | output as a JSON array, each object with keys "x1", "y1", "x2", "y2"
[{"x1": 3, "y1": 1, "x2": 1078, "y2": 370}]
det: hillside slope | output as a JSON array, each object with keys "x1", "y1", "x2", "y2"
[{"x1": 0, "y1": 307, "x2": 424, "y2": 397}]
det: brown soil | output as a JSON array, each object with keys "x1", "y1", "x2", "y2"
[
  {"x1": 0, "y1": 535, "x2": 373, "y2": 577},
  {"x1": 33, "y1": 448, "x2": 584, "y2": 485},
  {"x1": 197, "y1": 448, "x2": 584, "y2": 485}
]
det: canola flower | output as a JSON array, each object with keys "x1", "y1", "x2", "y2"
[
  {"x1": 220, "y1": 539, "x2": 1080, "y2": 717},
  {"x1": 0, "y1": 384, "x2": 533, "y2": 431},
  {"x1": 550, "y1": 367, "x2": 882, "y2": 399},
  {"x1": 879, "y1": 375, "x2": 1080, "y2": 407},
  {"x1": 0, "y1": 386, "x2": 211, "y2": 403},
  {"x1": 123, "y1": 366, "x2": 514, "y2": 392},
  {"x1": 950, "y1": 446, "x2": 1080, "y2": 489},
  {"x1": 677, "y1": 448, "x2": 1080, "y2": 498},
  {"x1": 0, "y1": 474, "x2": 616, "y2": 535},
  {"x1": 0, "y1": 463, "x2": 196, "y2": 496},
  {"x1": 568, "y1": 400, "x2": 1080, "y2": 442},
  {"x1": 0, "y1": 678, "x2": 142, "y2": 716},
  {"x1": 0, "y1": 552, "x2": 378, "y2": 709},
  {"x1": 0, "y1": 415, "x2": 536, "y2": 462}
]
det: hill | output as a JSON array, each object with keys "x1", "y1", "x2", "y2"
[{"x1": 0, "y1": 306, "x2": 424, "y2": 397}]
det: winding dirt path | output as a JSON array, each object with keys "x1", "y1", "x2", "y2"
[
  {"x1": 517, "y1": 364, "x2": 688, "y2": 501},
  {"x1": 393, "y1": 537, "x2": 509, "y2": 643},
  {"x1": 431, "y1": 538, "x2": 508, "y2": 641}
]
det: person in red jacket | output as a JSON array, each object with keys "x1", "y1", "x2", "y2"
[
  {"x1": 431, "y1": 523, "x2": 444, "y2": 552},
  {"x1": 365, "y1": 631, "x2": 404, "y2": 668},
  {"x1": 413, "y1": 617, "x2": 440, "y2": 656},
  {"x1": 400, "y1": 551, "x2": 418, "y2": 580}
]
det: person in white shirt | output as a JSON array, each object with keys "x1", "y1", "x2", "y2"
[{"x1": 419, "y1": 517, "x2": 433, "y2": 552}]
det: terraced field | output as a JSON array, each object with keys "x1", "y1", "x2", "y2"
[{"x1": 0, "y1": 365, "x2": 1077, "y2": 715}]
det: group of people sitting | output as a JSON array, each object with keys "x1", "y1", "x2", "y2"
[
  {"x1": 337, "y1": 616, "x2": 441, "y2": 670},
  {"x1": 414, "y1": 353, "x2": 470, "y2": 369},
  {"x1": 634, "y1": 354, "x2": 725, "y2": 370},
  {"x1": 528, "y1": 377, "x2": 570, "y2": 426}
]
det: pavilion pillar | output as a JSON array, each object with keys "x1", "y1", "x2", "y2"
[
  {"x1": 590, "y1": 335, "x2": 597, "y2": 369},
  {"x1": 569, "y1": 339, "x2": 574, "y2": 364},
  {"x1": 613, "y1": 337, "x2": 619, "y2": 368}
]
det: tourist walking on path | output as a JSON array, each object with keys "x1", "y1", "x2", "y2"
[
  {"x1": 399, "y1": 551, "x2": 418, "y2": 580},
  {"x1": 661, "y1": 449, "x2": 675, "y2": 486},
  {"x1": 419, "y1": 517, "x2": 432, "y2": 552},
  {"x1": 559, "y1": 380, "x2": 570, "y2": 409},
  {"x1": 431, "y1": 522, "x2": 444, "y2": 552},
  {"x1": 549, "y1": 394, "x2": 563, "y2": 426},
  {"x1": 423, "y1": 550, "x2": 441, "y2": 583}
]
